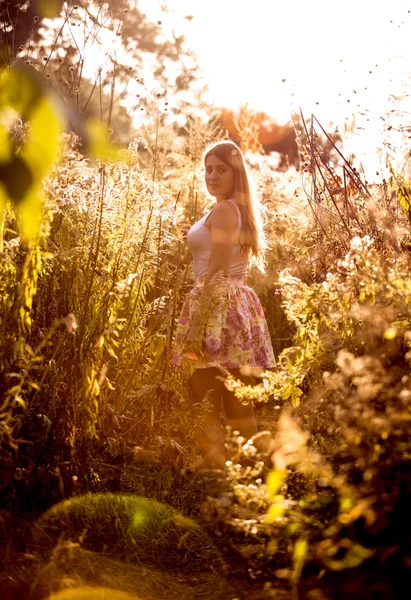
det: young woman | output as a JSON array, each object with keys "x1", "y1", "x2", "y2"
[{"x1": 171, "y1": 140, "x2": 275, "y2": 470}]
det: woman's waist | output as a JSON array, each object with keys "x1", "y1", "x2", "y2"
[
  {"x1": 192, "y1": 252, "x2": 249, "y2": 279},
  {"x1": 194, "y1": 273, "x2": 248, "y2": 287},
  {"x1": 194, "y1": 261, "x2": 248, "y2": 280}
]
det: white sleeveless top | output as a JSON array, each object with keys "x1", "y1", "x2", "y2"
[{"x1": 187, "y1": 199, "x2": 249, "y2": 279}]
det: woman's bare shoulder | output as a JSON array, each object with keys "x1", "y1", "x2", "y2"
[{"x1": 209, "y1": 201, "x2": 238, "y2": 229}]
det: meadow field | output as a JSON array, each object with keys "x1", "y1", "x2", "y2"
[{"x1": 1, "y1": 4, "x2": 411, "y2": 598}]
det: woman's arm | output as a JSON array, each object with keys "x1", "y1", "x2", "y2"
[
  {"x1": 185, "y1": 202, "x2": 238, "y2": 344},
  {"x1": 202, "y1": 201, "x2": 238, "y2": 290}
]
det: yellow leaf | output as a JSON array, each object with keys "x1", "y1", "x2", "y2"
[
  {"x1": 324, "y1": 540, "x2": 374, "y2": 571},
  {"x1": 340, "y1": 495, "x2": 354, "y2": 513},
  {"x1": 28, "y1": 381, "x2": 40, "y2": 391},
  {"x1": 0, "y1": 67, "x2": 63, "y2": 242},
  {"x1": 267, "y1": 469, "x2": 287, "y2": 499},
  {"x1": 292, "y1": 537, "x2": 308, "y2": 583},
  {"x1": 34, "y1": 0, "x2": 63, "y2": 18},
  {"x1": 0, "y1": 126, "x2": 11, "y2": 162},
  {"x1": 265, "y1": 495, "x2": 285, "y2": 523},
  {"x1": 85, "y1": 119, "x2": 125, "y2": 163},
  {"x1": 383, "y1": 327, "x2": 397, "y2": 340}
]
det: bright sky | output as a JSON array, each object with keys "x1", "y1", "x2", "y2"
[{"x1": 138, "y1": 0, "x2": 411, "y2": 178}]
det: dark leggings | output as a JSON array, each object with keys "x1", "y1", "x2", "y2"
[{"x1": 189, "y1": 367, "x2": 258, "y2": 469}]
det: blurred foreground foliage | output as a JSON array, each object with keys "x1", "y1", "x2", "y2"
[{"x1": 1, "y1": 62, "x2": 411, "y2": 600}]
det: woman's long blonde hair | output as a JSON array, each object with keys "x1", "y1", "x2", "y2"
[{"x1": 204, "y1": 140, "x2": 267, "y2": 272}]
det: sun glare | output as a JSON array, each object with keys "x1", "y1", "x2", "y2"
[{"x1": 138, "y1": 0, "x2": 411, "y2": 179}]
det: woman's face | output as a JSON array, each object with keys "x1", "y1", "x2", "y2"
[{"x1": 205, "y1": 154, "x2": 234, "y2": 201}]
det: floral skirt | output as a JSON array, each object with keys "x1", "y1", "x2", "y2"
[{"x1": 170, "y1": 275, "x2": 276, "y2": 375}]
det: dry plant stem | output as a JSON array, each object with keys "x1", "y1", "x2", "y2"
[
  {"x1": 299, "y1": 111, "x2": 362, "y2": 250},
  {"x1": 120, "y1": 207, "x2": 153, "y2": 343},
  {"x1": 1, "y1": 323, "x2": 66, "y2": 450},
  {"x1": 0, "y1": 4, "x2": 11, "y2": 66},
  {"x1": 342, "y1": 166, "x2": 362, "y2": 228},
  {"x1": 152, "y1": 215, "x2": 163, "y2": 305},
  {"x1": 106, "y1": 64, "x2": 116, "y2": 135},
  {"x1": 82, "y1": 67, "x2": 103, "y2": 113},
  {"x1": 305, "y1": 190, "x2": 330, "y2": 240},
  {"x1": 67, "y1": 36, "x2": 84, "y2": 97},
  {"x1": 120, "y1": 268, "x2": 147, "y2": 349},
  {"x1": 305, "y1": 115, "x2": 350, "y2": 240},
  {"x1": 118, "y1": 218, "x2": 166, "y2": 398},
  {"x1": 0, "y1": 205, "x2": 6, "y2": 253},
  {"x1": 111, "y1": 171, "x2": 132, "y2": 282},
  {"x1": 99, "y1": 70, "x2": 103, "y2": 121},
  {"x1": 152, "y1": 111, "x2": 160, "y2": 182},
  {"x1": 312, "y1": 151, "x2": 350, "y2": 241},
  {"x1": 161, "y1": 189, "x2": 184, "y2": 383},
  {"x1": 30, "y1": 329, "x2": 69, "y2": 404},
  {"x1": 78, "y1": 165, "x2": 106, "y2": 352},
  {"x1": 162, "y1": 243, "x2": 188, "y2": 383},
  {"x1": 120, "y1": 322, "x2": 157, "y2": 405},
  {"x1": 68, "y1": 3, "x2": 106, "y2": 100},
  {"x1": 41, "y1": 9, "x2": 73, "y2": 74},
  {"x1": 76, "y1": 58, "x2": 85, "y2": 110},
  {"x1": 313, "y1": 115, "x2": 371, "y2": 197},
  {"x1": 298, "y1": 113, "x2": 332, "y2": 240},
  {"x1": 192, "y1": 191, "x2": 198, "y2": 222}
]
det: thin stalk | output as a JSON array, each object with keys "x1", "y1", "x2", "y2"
[
  {"x1": 162, "y1": 244, "x2": 190, "y2": 383},
  {"x1": 313, "y1": 115, "x2": 371, "y2": 197},
  {"x1": 113, "y1": 214, "x2": 155, "y2": 377},
  {"x1": 153, "y1": 214, "x2": 163, "y2": 298},
  {"x1": 111, "y1": 171, "x2": 131, "y2": 283},
  {"x1": 122, "y1": 265, "x2": 147, "y2": 340},
  {"x1": 310, "y1": 146, "x2": 351, "y2": 239},
  {"x1": 119, "y1": 318, "x2": 157, "y2": 404},
  {"x1": 0, "y1": 3, "x2": 11, "y2": 66},
  {"x1": 104, "y1": 80, "x2": 130, "y2": 112},
  {"x1": 78, "y1": 165, "x2": 106, "y2": 351},
  {"x1": 301, "y1": 117, "x2": 330, "y2": 239},
  {"x1": 303, "y1": 115, "x2": 350, "y2": 243},
  {"x1": 0, "y1": 204, "x2": 6, "y2": 253},
  {"x1": 106, "y1": 62, "x2": 116, "y2": 136},
  {"x1": 82, "y1": 68, "x2": 102, "y2": 113},
  {"x1": 99, "y1": 70, "x2": 104, "y2": 121},
  {"x1": 31, "y1": 336, "x2": 65, "y2": 404},
  {"x1": 76, "y1": 58, "x2": 85, "y2": 110},
  {"x1": 342, "y1": 166, "x2": 362, "y2": 228},
  {"x1": 152, "y1": 109, "x2": 160, "y2": 182},
  {"x1": 122, "y1": 205, "x2": 153, "y2": 322},
  {"x1": 41, "y1": 9, "x2": 73, "y2": 73}
]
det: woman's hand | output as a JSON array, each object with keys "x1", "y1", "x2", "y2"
[
  {"x1": 186, "y1": 320, "x2": 202, "y2": 343},
  {"x1": 183, "y1": 321, "x2": 203, "y2": 360},
  {"x1": 180, "y1": 224, "x2": 191, "y2": 241}
]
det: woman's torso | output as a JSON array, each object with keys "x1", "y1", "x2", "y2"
[{"x1": 187, "y1": 199, "x2": 249, "y2": 279}]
